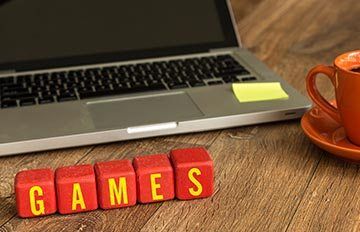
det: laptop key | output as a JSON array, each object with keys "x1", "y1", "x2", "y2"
[
  {"x1": 78, "y1": 90, "x2": 97, "y2": 99},
  {"x1": 57, "y1": 91, "x2": 77, "y2": 102},
  {"x1": 79, "y1": 87, "x2": 129, "y2": 99},
  {"x1": 167, "y1": 82, "x2": 188, "y2": 89},
  {"x1": 207, "y1": 80, "x2": 223, "y2": 85},
  {"x1": 2, "y1": 91, "x2": 35, "y2": 99},
  {"x1": 1, "y1": 99, "x2": 17, "y2": 108},
  {"x1": 0, "y1": 76, "x2": 15, "y2": 85},
  {"x1": 222, "y1": 75, "x2": 240, "y2": 83},
  {"x1": 1, "y1": 83, "x2": 24, "y2": 90},
  {"x1": 216, "y1": 55, "x2": 233, "y2": 60},
  {"x1": 39, "y1": 96, "x2": 54, "y2": 104},
  {"x1": 19, "y1": 97, "x2": 36, "y2": 106},
  {"x1": 129, "y1": 81, "x2": 147, "y2": 89},
  {"x1": 94, "y1": 84, "x2": 112, "y2": 91},
  {"x1": 147, "y1": 82, "x2": 167, "y2": 90},
  {"x1": 242, "y1": 76, "x2": 257, "y2": 81},
  {"x1": 218, "y1": 69, "x2": 249, "y2": 77},
  {"x1": 58, "y1": 95, "x2": 77, "y2": 102},
  {"x1": 189, "y1": 80, "x2": 206, "y2": 87},
  {"x1": 17, "y1": 75, "x2": 32, "y2": 83},
  {"x1": 2, "y1": 87, "x2": 28, "y2": 95}
]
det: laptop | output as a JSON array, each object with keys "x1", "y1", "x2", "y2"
[{"x1": 0, "y1": 0, "x2": 311, "y2": 156}]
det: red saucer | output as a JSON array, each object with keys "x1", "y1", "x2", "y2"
[{"x1": 301, "y1": 101, "x2": 360, "y2": 163}]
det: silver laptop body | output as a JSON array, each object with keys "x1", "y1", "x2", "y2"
[{"x1": 0, "y1": 0, "x2": 311, "y2": 156}]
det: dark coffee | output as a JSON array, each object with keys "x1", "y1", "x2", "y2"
[{"x1": 350, "y1": 67, "x2": 360, "y2": 73}]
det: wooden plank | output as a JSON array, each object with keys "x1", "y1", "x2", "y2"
[
  {"x1": 0, "y1": 196, "x2": 14, "y2": 226},
  {"x1": 140, "y1": 122, "x2": 321, "y2": 231},
  {"x1": 162, "y1": 130, "x2": 221, "y2": 146},
  {"x1": 287, "y1": 157, "x2": 360, "y2": 231}
]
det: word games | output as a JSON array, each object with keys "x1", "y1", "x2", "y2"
[{"x1": 15, "y1": 147, "x2": 214, "y2": 218}]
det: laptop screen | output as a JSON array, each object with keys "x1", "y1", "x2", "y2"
[{"x1": 0, "y1": 0, "x2": 238, "y2": 71}]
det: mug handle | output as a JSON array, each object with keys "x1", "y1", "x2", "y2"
[{"x1": 306, "y1": 65, "x2": 342, "y2": 123}]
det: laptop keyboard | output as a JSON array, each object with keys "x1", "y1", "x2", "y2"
[{"x1": 0, "y1": 54, "x2": 256, "y2": 109}]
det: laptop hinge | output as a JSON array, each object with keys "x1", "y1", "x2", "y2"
[
  {"x1": 209, "y1": 47, "x2": 239, "y2": 53},
  {"x1": 0, "y1": 70, "x2": 16, "y2": 76}
]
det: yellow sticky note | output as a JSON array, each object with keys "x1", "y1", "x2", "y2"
[{"x1": 232, "y1": 82, "x2": 289, "y2": 103}]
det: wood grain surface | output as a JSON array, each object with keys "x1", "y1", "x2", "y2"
[{"x1": 1, "y1": 0, "x2": 359, "y2": 231}]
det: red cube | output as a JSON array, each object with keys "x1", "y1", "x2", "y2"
[
  {"x1": 55, "y1": 164, "x2": 98, "y2": 214},
  {"x1": 15, "y1": 168, "x2": 57, "y2": 218},
  {"x1": 170, "y1": 147, "x2": 214, "y2": 200},
  {"x1": 133, "y1": 154, "x2": 175, "y2": 203},
  {"x1": 94, "y1": 159, "x2": 137, "y2": 209}
]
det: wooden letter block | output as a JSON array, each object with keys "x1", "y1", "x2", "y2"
[
  {"x1": 170, "y1": 147, "x2": 214, "y2": 200},
  {"x1": 94, "y1": 159, "x2": 136, "y2": 209},
  {"x1": 133, "y1": 154, "x2": 174, "y2": 203},
  {"x1": 55, "y1": 164, "x2": 98, "y2": 214},
  {"x1": 15, "y1": 168, "x2": 57, "y2": 218}
]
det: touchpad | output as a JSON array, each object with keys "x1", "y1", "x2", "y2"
[{"x1": 86, "y1": 92, "x2": 204, "y2": 129}]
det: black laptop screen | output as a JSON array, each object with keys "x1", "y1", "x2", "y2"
[{"x1": 0, "y1": 0, "x2": 238, "y2": 71}]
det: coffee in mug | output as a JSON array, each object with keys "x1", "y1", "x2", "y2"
[{"x1": 350, "y1": 67, "x2": 360, "y2": 73}]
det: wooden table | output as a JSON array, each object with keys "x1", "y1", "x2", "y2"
[{"x1": 1, "y1": 0, "x2": 359, "y2": 231}]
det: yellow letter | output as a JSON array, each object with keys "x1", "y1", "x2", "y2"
[
  {"x1": 188, "y1": 168, "x2": 203, "y2": 196},
  {"x1": 150, "y1": 173, "x2": 163, "y2": 200},
  {"x1": 72, "y1": 183, "x2": 86, "y2": 210},
  {"x1": 29, "y1": 186, "x2": 45, "y2": 216},
  {"x1": 108, "y1": 177, "x2": 128, "y2": 205}
]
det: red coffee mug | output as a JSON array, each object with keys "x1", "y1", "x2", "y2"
[{"x1": 306, "y1": 50, "x2": 360, "y2": 146}]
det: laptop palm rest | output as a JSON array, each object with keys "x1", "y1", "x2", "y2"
[{"x1": 86, "y1": 92, "x2": 204, "y2": 130}]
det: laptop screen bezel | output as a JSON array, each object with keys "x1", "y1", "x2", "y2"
[{"x1": 0, "y1": 0, "x2": 239, "y2": 72}]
